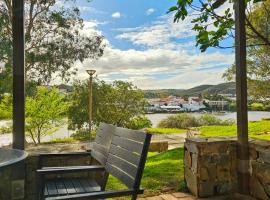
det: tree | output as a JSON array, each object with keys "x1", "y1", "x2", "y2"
[
  {"x1": 0, "y1": 0, "x2": 105, "y2": 93},
  {"x1": 169, "y1": 0, "x2": 270, "y2": 52},
  {"x1": 0, "y1": 94, "x2": 12, "y2": 119},
  {"x1": 26, "y1": 87, "x2": 68, "y2": 144},
  {"x1": 222, "y1": 1, "x2": 270, "y2": 100},
  {"x1": 68, "y1": 79, "x2": 147, "y2": 130}
]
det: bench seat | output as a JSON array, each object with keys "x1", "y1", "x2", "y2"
[{"x1": 44, "y1": 178, "x2": 101, "y2": 198}]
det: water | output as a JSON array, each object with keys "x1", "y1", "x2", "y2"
[{"x1": 146, "y1": 111, "x2": 270, "y2": 127}]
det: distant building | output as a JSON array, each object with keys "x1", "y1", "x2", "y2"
[{"x1": 204, "y1": 100, "x2": 229, "y2": 111}]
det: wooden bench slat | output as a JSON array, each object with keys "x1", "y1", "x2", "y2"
[
  {"x1": 106, "y1": 163, "x2": 135, "y2": 188},
  {"x1": 87, "y1": 179, "x2": 101, "y2": 192},
  {"x1": 63, "y1": 179, "x2": 77, "y2": 194},
  {"x1": 93, "y1": 143, "x2": 108, "y2": 156},
  {"x1": 112, "y1": 136, "x2": 143, "y2": 154},
  {"x1": 46, "y1": 181, "x2": 58, "y2": 196},
  {"x1": 44, "y1": 184, "x2": 48, "y2": 196},
  {"x1": 91, "y1": 150, "x2": 107, "y2": 165},
  {"x1": 110, "y1": 144, "x2": 140, "y2": 166},
  {"x1": 115, "y1": 128, "x2": 146, "y2": 142},
  {"x1": 79, "y1": 179, "x2": 96, "y2": 193},
  {"x1": 71, "y1": 178, "x2": 86, "y2": 193},
  {"x1": 55, "y1": 180, "x2": 68, "y2": 195},
  {"x1": 107, "y1": 154, "x2": 137, "y2": 178}
]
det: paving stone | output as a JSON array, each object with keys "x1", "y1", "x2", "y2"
[
  {"x1": 172, "y1": 192, "x2": 193, "y2": 198},
  {"x1": 146, "y1": 196, "x2": 164, "y2": 200},
  {"x1": 160, "y1": 194, "x2": 178, "y2": 200}
]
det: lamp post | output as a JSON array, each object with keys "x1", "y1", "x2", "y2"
[{"x1": 86, "y1": 69, "x2": 96, "y2": 141}]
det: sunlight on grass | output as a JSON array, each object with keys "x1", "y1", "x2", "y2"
[
  {"x1": 146, "y1": 128, "x2": 186, "y2": 134},
  {"x1": 199, "y1": 120, "x2": 270, "y2": 140}
]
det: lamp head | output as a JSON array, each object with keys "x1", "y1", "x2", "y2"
[{"x1": 86, "y1": 69, "x2": 96, "y2": 76}]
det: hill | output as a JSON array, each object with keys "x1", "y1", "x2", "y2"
[{"x1": 144, "y1": 82, "x2": 236, "y2": 98}]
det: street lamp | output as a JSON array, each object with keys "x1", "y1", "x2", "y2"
[{"x1": 86, "y1": 69, "x2": 96, "y2": 141}]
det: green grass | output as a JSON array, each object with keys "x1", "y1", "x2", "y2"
[
  {"x1": 106, "y1": 148, "x2": 185, "y2": 197},
  {"x1": 146, "y1": 128, "x2": 186, "y2": 134},
  {"x1": 199, "y1": 120, "x2": 270, "y2": 140}
]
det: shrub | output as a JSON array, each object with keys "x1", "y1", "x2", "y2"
[
  {"x1": 158, "y1": 113, "x2": 199, "y2": 129},
  {"x1": 126, "y1": 116, "x2": 152, "y2": 130},
  {"x1": 0, "y1": 126, "x2": 12, "y2": 134},
  {"x1": 198, "y1": 114, "x2": 222, "y2": 126},
  {"x1": 158, "y1": 114, "x2": 235, "y2": 129},
  {"x1": 250, "y1": 103, "x2": 264, "y2": 111}
]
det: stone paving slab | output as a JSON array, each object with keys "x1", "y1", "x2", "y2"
[
  {"x1": 137, "y1": 192, "x2": 256, "y2": 200},
  {"x1": 137, "y1": 192, "x2": 230, "y2": 200}
]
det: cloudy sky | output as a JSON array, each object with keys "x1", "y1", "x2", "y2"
[{"x1": 69, "y1": 0, "x2": 234, "y2": 89}]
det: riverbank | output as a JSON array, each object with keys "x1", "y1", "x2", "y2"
[{"x1": 146, "y1": 111, "x2": 270, "y2": 127}]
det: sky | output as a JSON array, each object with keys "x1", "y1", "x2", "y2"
[{"x1": 65, "y1": 0, "x2": 235, "y2": 89}]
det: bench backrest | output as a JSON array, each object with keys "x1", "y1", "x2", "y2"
[
  {"x1": 91, "y1": 123, "x2": 116, "y2": 165},
  {"x1": 105, "y1": 127, "x2": 152, "y2": 189}
]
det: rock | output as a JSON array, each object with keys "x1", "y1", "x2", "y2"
[{"x1": 250, "y1": 175, "x2": 269, "y2": 200}]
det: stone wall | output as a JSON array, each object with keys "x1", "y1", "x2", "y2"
[
  {"x1": 249, "y1": 140, "x2": 270, "y2": 200},
  {"x1": 184, "y1": 138, "x2": 270, "y2": 199},
  {"x1": 184, "y1": 138, "x2": 238, "y2": 198}
]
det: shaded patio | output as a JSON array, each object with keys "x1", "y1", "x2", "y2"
[{"x1": 0, "y1": 0, "x2": 269, "y2": 199}]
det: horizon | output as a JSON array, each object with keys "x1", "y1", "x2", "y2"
[{"x1": 51, "y1": 0, "x2": 235, "y2": 89}]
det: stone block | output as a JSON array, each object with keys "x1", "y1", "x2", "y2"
[
  {"x1": 250, "y1": 175, "x2": 269, "y2": 200},
  {"x1": 198, "y1": 182, "x2": 214, "y2": 197},
  {"x1": 185, "y1": 141, "x2": 199, "y2": 154},
  {"x1": 185, "y1": 166, "x2": 198, "y2": 197},
  {"x1": 149, "y1": 141, "x2": 168, "y2": 152},
  {"x1": 185, "y1": 151, "x2": 192, "y2": 168},
  {"x1": 217, "y1": 165, "x2": 230, "y2": 181},
  {"x1": 191, "y1": 153, "x2": 198, "y2": 172}
]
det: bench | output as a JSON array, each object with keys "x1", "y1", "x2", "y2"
[{"x1": 37, "y1": 125, "x2": 152, "y2": 200}]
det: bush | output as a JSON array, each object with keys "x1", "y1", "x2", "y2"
[
  {"x1": 158, "y1": 113, "x2": 199, "y2": 129},
  {"x1": 250, "y1": 103, "x2": 264, "y2": 111},
  {"x1": 198, "y1": 114, "x2": 222, "y2": 126},
  {"x1": 0, "y1": 126, "x2": 12, "y2": 134},
  {"x1": 126, "y1": 116, "x2": 152, "y2": 130},
  {"x1": 158, "y1": 114, "x2": 235, "y2": 129}
]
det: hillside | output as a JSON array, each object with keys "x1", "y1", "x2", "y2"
[{"x1": 144, "y1": 82, "x2": 236, "y2": 98}]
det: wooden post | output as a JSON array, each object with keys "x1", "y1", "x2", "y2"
[
  {"x1": 12, "y1": 0, "x2": 25, "y2": 150},
  {"x1": 235, "y1": 0, "x2": 249, "y2": 194}
]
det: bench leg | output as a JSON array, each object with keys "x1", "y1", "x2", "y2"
[{"x1": 131, "y1": 194, "x2": 137, "y2": 200}]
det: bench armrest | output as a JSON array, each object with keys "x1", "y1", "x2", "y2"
[
  {"x1": 37, "y1": 165, "x2": 105, "y2": 174},
  {"x1": 45, "y1": 189, "x2": 144, "y2": 200},
  {"x1": 39, "y1": 152, "x2": 91, "y2": 157}
]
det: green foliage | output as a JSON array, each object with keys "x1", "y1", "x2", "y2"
[
  {"x1": 158, "y1": 113, "x2": 199, "y2": 129},
  {"x1": 125, "y1": 116, "x2": 152, "y2": 130},
  {"x1": 169, "y1": 0, "x2": 270, "y2": 52},
  {"x1": 250, "y1": 103, "x2": 265, "y2": 111},
  {"x1": 68, "y1": 79, "x2": 146, "y2": 129},
  {"x1": 198, "y1": 114, "x2": 234, "y2": 126},
  {"x1": 158, "y1": 114, "x2": 235, "y2": 129},
  {"x1": 0, "y1": 94, "x2": 12, "y2": 119},
  {"x1": 0, "y1": 125, "x2": 12, "y2": 134},
  {"x1": 199, "y1": 120, "x2": 270, "y2": 140},
  {"x1": 146, "y1": 128, "x2": 186, "y2": 134},
  {"x1": 0, "y1": 0, "x2": 105, "y2": 95},
  {"x1": 26, "y1": 87, "x2": 68, "y2": 144}
]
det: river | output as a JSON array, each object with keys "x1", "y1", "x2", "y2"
[{"x1": 146, "y1": 111, "x2": 270, "y2": 127}]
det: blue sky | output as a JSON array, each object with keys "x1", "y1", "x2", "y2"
[{"x1": 67, "y1": 0, "x2": 235, "y2": 89}]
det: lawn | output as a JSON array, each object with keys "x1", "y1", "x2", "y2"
[
  {"x1": 106, "y1": 148, "x2": 185, "y2": 197},
  {"x1": 199, "y1": 120, "x2": 270, "y2": 140},
  {"x1": 146, "y1": 128, "x2": 186, "y2": 134}
]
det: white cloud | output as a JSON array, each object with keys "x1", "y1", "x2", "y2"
[
  {"x1": 116, "y1": 14, "x2": 196, "y2": 50},
  {"x1": 73, "y1": 46, "x2": 234, "y2": 89},
  {"x1": 111, "y1": 12, "x2": 121, "y2": 19},
  {"x1": 146, "y1": 8, "x2": 155, "y2": 15}
]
